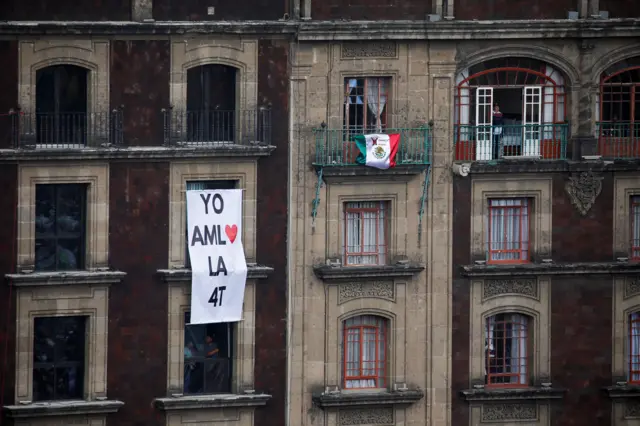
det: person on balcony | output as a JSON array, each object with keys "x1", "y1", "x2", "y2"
[{"x1": 492, "y1": 103, "x2": 504, "y2": 160}]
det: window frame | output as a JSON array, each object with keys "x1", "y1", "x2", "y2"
[
  {"x1": 343, "y1": 77, "x2": 392, "y2": 134},
  {"x1": 631, "y1": 195, "x2": 640, "y2": 260},
  {"x1": 486, "y1": 197, "x2": 532, "y2": 264},
  {"x1": 484, "y1": 312, "x2": 532, "y2": 389},
  {"x1": 342, "y1": 201, "x2": 389, "y2": 267},
  {"x1": 342, "y1": 315, "x2": 388, "y2": 390}
]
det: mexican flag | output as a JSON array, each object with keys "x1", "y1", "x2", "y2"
[{"x1": 354, "y1": 133, "x2": 400, "y2": 170}]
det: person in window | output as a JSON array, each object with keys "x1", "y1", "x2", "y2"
[
  {"x1": 204, "y1": 334, "x2": 219, "y2": 358},
  {"x1": 203, "y1": 334, "x2": 225, "y2": 393},
  {"x1": 492, "y1": 103, "x2": 504, "y2": 160},
  {"x1": 184, "y1": 341, "x2": 197, "y2": 393}
]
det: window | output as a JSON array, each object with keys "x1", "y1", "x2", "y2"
[
  {"x1": 343, "y1": 201, "x2": 388, "y2": 266},
  {"x1": 35, "y1": 183, "x2": 87, "y2": 271},
  {"x1": 632, "y1": 196, "x2": 640, "y2": 260},
  {"x1": 344, "y1": 77, "x2": 390, "y2": 134},
  {"x1": 487, "y1": 198, "x2": 530, "y2": 264},
  {"x1": 33, "y1": 316, "x2": 87, "y2": 401},
  {"x1": 183, "y1": 312, "x2": 233, "y2": 394},
  {"x1": 485, "y1": 313, "x2": 529, "y2": 387},
  {"x1": 630, "y1": 312, "x2": 640, "y2": 383},
  {"x1": 343, "y1": 315, "x2": 388, "y2": 389},
  {"x1": 184, "y1": 180, "x2": 238, "y2": 267}
]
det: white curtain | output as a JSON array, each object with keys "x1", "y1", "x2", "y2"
[
  {"x1": 486, "y1": 314, "x2": 528, "y2": 385},
  {"x1": 633, "y1": 197, "x2": 640, "y2": 259},
  {"x1": 365, "y1": 78, "x2": 387, "y2": 133},
  {"x1": 344, "y1": 202, "x2": 386, "y2": 265},
  {"x1": 543, "y1": 65, "x2": 565, "y2": 139},
  {"x1": 344, "y1": 315, "x2": 387, "y2": 389},
  {"x1": 487, "y1": 199, "x2": 529, "y2": 262},
  {"x1": 630, "y1": 312, "x2": 640, "y2": 382}
]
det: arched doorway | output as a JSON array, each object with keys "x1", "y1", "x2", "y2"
[
  {"x1": 35, "y1": 64, "x2": 88, "y2": 147},
  {"x1": 597, "y1": 57, "x2": 640, "y2": 158},
  {"x1": 454, "y1": 58, "x2": 568, "y2": 161}
]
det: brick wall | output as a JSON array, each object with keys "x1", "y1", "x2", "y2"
[
  {"x1": 312, "y1": 0, "x2": 432, "y2": 20},
  {"x1": 599, "y1": 0, "x2": 640, "y2": 18},
  {"x1": 0, "y1": 0, "x2": 130, "y2": 20},
  {"x1": 153, "y1": 0, "x2": 285, "y2": 21},
  {"x1": 0, "y1": 42, "x2": 18, "y2": 150},
  {"x1": 455, "y1": 0, "x2": 574, "y2": 20}
]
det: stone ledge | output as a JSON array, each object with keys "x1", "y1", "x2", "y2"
[
  {"x1": 604, "y1": 384, "x2": 640, "y2": 399},
  {"x1": 319, "y1": 164, "x2": 427, "y2": 181},
  {"x1": 3, "y1": 399, "x2": 124, "y2": 418},
  {"x1": 312, "y1": 390, "x2": 424, "y2": 409},
  {"x1": 313, "y1": 264, "x2": 425, "y2": 281},
  {"x1": 461, "y1": 387, "x2": 566, "y2": 402},
  {"x1": 459, "y1": 158, "x2": 640, "y2": 174},
  {"x1": 0, "y1": 145, "x2": 275, "y2": 162},
  {"x1": 5, "y1": 269, "x2": 126, "y2": 287},
  {"x1": 153, "y1": 393, "x2": 271, "y2": 411},
  {"x1": 157, "y1": 264, "x2": 274, "y2": 282},
  {"x1": 460, "y1": 261, "x2": 640, "y2": 278}
]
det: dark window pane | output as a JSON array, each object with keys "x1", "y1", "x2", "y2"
[{"x1": 33, "y1": 316, "x2": 86, "y2": 401}]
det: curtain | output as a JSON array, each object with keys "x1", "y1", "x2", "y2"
[
  {"x1": 631, "y1": 312, "x2": 640, "y2": 382},
  {"x1": 366, "y1": 78, "x2": 387, "y2": 133},
  {"x1": 344, "y1": 315, "x2": 387, "y2": 389},
  {"x1": 485, "y1": 314, "x2": 528, "y2": 385},
  {"x1": 632, "y1": 197, "x2": 640, "y2": 259},
  {"x1": 344, "y1": 202, "x2": 386, "y2": 265},
  {"x1": 487, "y1": 199, "x2": 529, "y2": 262}
]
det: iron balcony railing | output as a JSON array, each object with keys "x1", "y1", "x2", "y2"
[
  {"x1": 596, "y1": 122, "x2": 640, "y2": 159},
  {"x1": 163, "y1": 108, "x2": 271, "y2": 147},
  {"x1": 313, "y1": 126, "x2": 431, "y2": 167},
  {"x1": 10, "y1": 110, "x2": 123, "y2": 149},
  {"x1": 454, "y1": 123, "x2": 569, "y2": 161}
]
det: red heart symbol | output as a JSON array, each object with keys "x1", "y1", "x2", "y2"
[{"x1": 225, "y1": 224, "x2": 238, "y2": 244}]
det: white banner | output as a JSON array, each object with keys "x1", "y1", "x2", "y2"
[{"x1": 186, "y1": 189, "x2": 247, "y2": 324}]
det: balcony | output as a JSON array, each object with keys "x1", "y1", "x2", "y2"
[
  {"x1": 312, "y1": 127, "x2": 431, "y2": 168},
  {"x1": 454, "y1": 123, "x2": 568, "y2": 162},
  {"x1": 596, "y1": 122, "x2": 640, "y2": 159},
  {"x1": 163, "y1": 109, "x2": 271, "y2": 147},
  {"x1": 10, "y1": 110, "x2": 123, "y2": 149}
]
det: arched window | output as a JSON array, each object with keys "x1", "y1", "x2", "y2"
[
  {"x1": 598, "y1": 58, "x2": 640, "y2": 158},
  {"x1": 485, "y1": 313, "x2": 530, "y2": 387},
  {"x1": 343, "y1": 315, "x2": 388, "y2": 389},
  {"x1": 455, "y1": 58, "x2": 567, "y2": 161},
  {"x1": 629, "y1": 311, "x2": 640, "y2": 383}
]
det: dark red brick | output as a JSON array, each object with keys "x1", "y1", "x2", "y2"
[
  {"x1": 0, "y1": 41, "x2": 18, "y2": 149},
  {"x1": 600, "y1": 0, "x2": 640, "y2": 18},
  {"x1": 107, "y1": 162, "x2": 170, "y2": 426},
  {"x1": 312, "y1": 0, "x2": 432, "y2": 20},
  {"x1": 456, "y1": 0, "x2": 574, "y2": 20},
  {"x1": 0, "y1": 0, "x2": 130, "y2": 20},
  {"x1": 110, "y1": 41, "x2": 170, "y2": 147},
  {"x1": 153, "y1": 0, "x2": 285, "y2": 21}
]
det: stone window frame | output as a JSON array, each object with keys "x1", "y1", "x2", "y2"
[
  {"x1": 166, "y1": 279, "x2": 256, "y2": 394},
  {"x1": 470, "y1": 176, "x2": 552, "y2": 261},
  {"x1": 14, "y1": 283, "x2": 110, "y2": 403},
  {"x1": 613, "y1": 176, "x2": 640, "y2": 258},
  {"x1": 469, "y1": 277, "x2": 551, "y2": 388},
  {"x1": 168, "y1": 160, "x2": 257, "y2": 268},
  {"x1": 17, "y1": 163, "x2": 110, "y2": 271},
  {"x1": 18, "y1": 40, "x2": 110, "y2": 128},
  {"x1": 613, "y1": 277, "x2": 640, "y2": 381}
]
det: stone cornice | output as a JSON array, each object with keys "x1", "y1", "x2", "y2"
[
  {"x1": 320, "y1": 165, "x2": 427, "y2": 181},
  {"x1": 461, "y1": 261, "x2": 640, "y2": 278},
  {"x1": 3, "y1": 400, "x2": 124, "y2": 418},
  {"x1": 313, "y1": 264, "x2": 425, "y2": 282},
  {"x1": 461, "y1": 158, "x2": 640, "y2": 174},
  {"x1": 312, "y1": 390, "x2": 424, "y2": 409},
  {"x1": 0, "y1": 145, "x2": 275, "y2": 162},
  {"x1": 157, "y1": 264, "x2": 274, "y2": 282},
  {"x1": 604, "y1": 384, "x2": 640, "y2": 399},
  {"x1": 5, "y1": 270, "x2": 126, "y2": 287},
  {"x1": 153, "y1": 393, "x2": 271, "y2": 411},
  {"x1": 461, "y1": 387, "x2": 566, "y2": 402}
]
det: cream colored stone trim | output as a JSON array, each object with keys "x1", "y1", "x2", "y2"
[
  {"x1": 166, "y1": 280, "x2": 256, "y2": 394},
  {"x1": 169, "y1": 36, "x2": 258, "y2": 111},
  {"x1": 17, "y1": 163, "x2": 109, "y2": 270},
  {"x1": 18, "y1": 39, "x2": 110, "y2": 130},
  {"x1": 613, "y1": 176, "x2": 640, "y2": 256},
  {"x1": 14, "y1": 284, "x2": 110, "y2": 403},
  {"x1": 469, "y1": 403, "x2": 549, "y2": 426},
  {"x1": 168, "y1": 160, "x2": 257, "y2": 268},
  {"x1": 612, "y1": 277, "x2": 640, "y2": 379},
  {"x1": 469, "y1": 277, "x2": 551, "y2": 383},
  {"x1": 470, "y1": 176, "x2": 553, "y2": 259},
  {"x1": 166, "y1": 409, "x2": 253, "y2": 426},
  {"x1": 13, "y1": 416, "x2": 108, "y2": 426}
]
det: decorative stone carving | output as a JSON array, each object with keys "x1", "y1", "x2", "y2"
[
  {"x1": 625, "y1": 276, "x2": 640, "y2": 299},
  {"x1": 565, "y1": 171, "x2": 603, "y2": 216},
  {"x1": 339, "y1": 281, "x2": 394, "y2": 304},
  {"x1": 483, "y1": 278, "x2": 538, "y2": 300},
  {"x1": 339, "y1": 407, "x2": 394, "y2": 425},
  {"x1": 341, "y1": 42, "x2": 397, "y2": 58},
  {"x1": 625, "y1": 400, "x2": 640, "y2": 418},
  {"x1": 481, "y1": 403, "x2": 537, "y2": 422}
]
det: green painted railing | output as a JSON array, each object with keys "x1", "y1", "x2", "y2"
[
  {"x1": 453, "y1": 123, "x2": 568, "y2": 161},
  {"x1": 595, "y1": 122, "x2": 640, "y2": 159},
  {"x1": 313, "y1": 127, "x2": 431, "y2": 167}
]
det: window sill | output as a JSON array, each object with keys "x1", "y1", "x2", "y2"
[
  {"x1": 153, "y1": 393, "x2": 271, "y2": 411},
  {"x1": 460, "y1": 386, "x2": 566, "y2": 402},
  {"x1": 5, "y1": 269, "x2": 126, "y2": 287},
  {"x1": 2, "y1": 399, "x2": 124, "y2": 418},
  {"x1": 312, "y1": 389, "x2": 424, "y2": 409},
  {"x1": 319, "y1": 165, "x2": 426, "y2": 180},
  {"x1": 460, "y1": 261, "x2": 640, "y2": 278},
  {"x1": 456, "y1": 158, "x2": 640, "y2": 174},
  {"x1": 157, "y1": 264, "x2": 274, "y2": 282},
  {"x1": 313, "y1": 263, "x2": 425, "y2": 282},
  {"x1": 604, "y1": 384, "x2": 640, "y2": 399}
]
